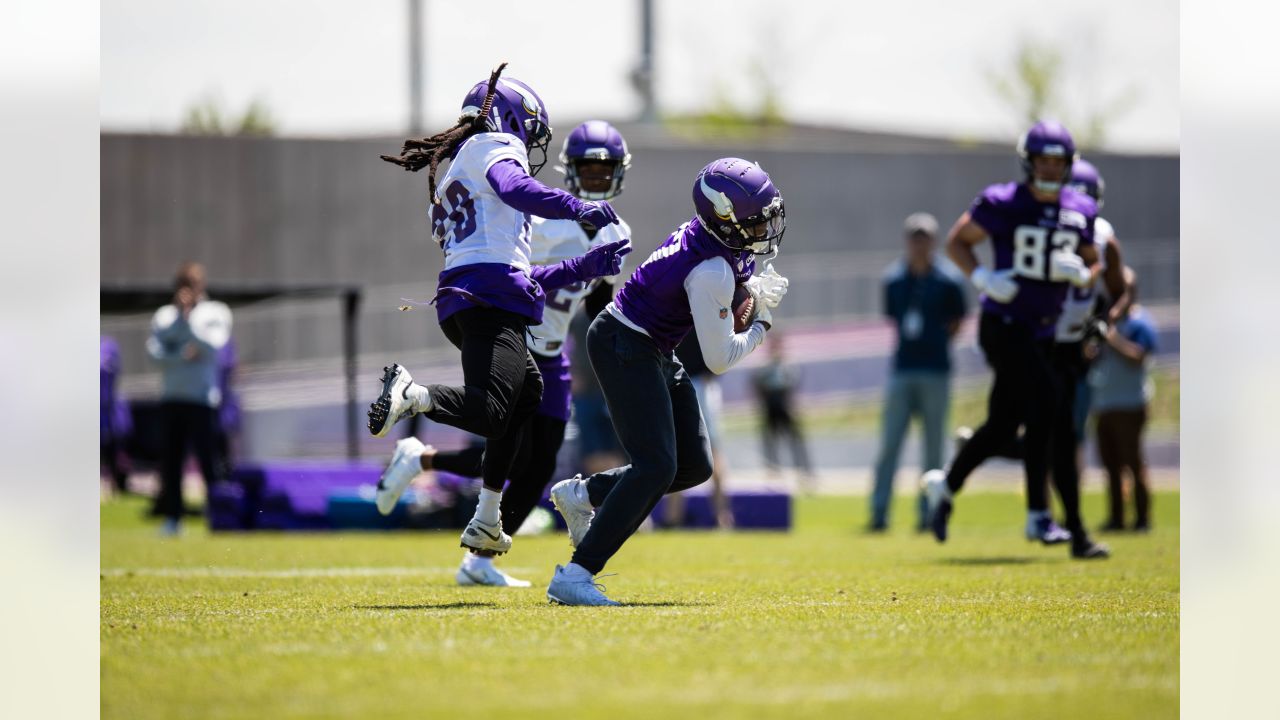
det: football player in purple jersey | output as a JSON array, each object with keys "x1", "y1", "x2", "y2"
[
  {"x1": 368, "y1": 64, "x2": 632, "y2": 559},
  {"x1": 544, "y1": 158, "x2": 790, "y2": 605},
  {"x1": 377, "y1": 120, "x2": 635, "y2": 587},
  {"x1": 924, "y1": 121, "x2": 1110, "y2": 559}
]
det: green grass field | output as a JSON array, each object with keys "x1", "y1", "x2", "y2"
[{"x1": 101, "y1": 491, "x2": 1178, "y2": 719}]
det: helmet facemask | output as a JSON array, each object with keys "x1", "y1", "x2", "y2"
[
  {"x1": 564, "y1": 151, "x2": 627, "y2": 200},
  {"x1": 706, "y1": 194, "x2": 786, "y2": 256}
]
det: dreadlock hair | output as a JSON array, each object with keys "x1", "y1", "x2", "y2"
[{"x1": 380, "y1": 62, "x2": 508, "y2": 204}]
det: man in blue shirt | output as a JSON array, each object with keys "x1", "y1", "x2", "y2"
[{"x1": 870, "y1": 213, "x2": 967, "y2": 531}]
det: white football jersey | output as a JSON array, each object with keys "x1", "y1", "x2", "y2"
[
  {"x1": 1056, "y1": 216, "x2": 1114, "y2": 342},
  {"x1": 432, "y1": 133, "x2": 534, "y2": 271},
  {"x1": 527, "y1": 216, "x2": 631, "y2": 358}
]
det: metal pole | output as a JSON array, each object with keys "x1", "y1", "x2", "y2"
[
  {"x1": 408, "y1": 0, "x2": 424, "y2": 135},
  {"x1": 343, "y1": 289, "x2": 361, "y2": 461},
  {"x1": 639, "y1": 0, "x2": 656, "y2": 123}
]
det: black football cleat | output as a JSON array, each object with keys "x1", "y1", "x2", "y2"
[{"x1": 1071, "y1": 537, "x2": 1111, "y2": 560}]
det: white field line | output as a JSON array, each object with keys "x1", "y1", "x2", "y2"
[{"x1": 100, "y1": 566, "x2": 527, "y2": 579}]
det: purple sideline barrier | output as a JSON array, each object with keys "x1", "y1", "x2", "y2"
[{"x1": 210, "y1": 463, "x2": 790, "y2": 531}]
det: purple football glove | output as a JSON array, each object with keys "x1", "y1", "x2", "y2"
[
  {"x1": 576, "y1": 200, "x2": 619, "y2": 230},
  {"x1": 579, "y1": 238, "x2": 632, "y2": 279}
]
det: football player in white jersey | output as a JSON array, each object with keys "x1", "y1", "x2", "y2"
[
  {"x1": 368, "y1": 64, "x2": 632, "y2": 559},
  {"x1": 378, "y1": 121, "x2": 635, "y2": 587}
]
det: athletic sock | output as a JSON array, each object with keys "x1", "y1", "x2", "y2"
[
  {"x1": 476, "y1": 487, "x2": 502, "y2": 526},
  {"x1": 462, "y1": 552, "x2": 493, "y2": 571},
  {"x1": 407, "y1": 383, "x2": 432, "y2": 413}
]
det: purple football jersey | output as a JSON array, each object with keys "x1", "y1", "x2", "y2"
[
  {"x1": 613, "y1": 217, "x2": 755, "y2": 353},
  {"x1": 970, "y1": 182, "x2": 1097, "y2": 335}
]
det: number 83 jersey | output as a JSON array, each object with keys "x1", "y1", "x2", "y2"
[
  {"x1": 969, "y1": 181, "x2": 1098, "y2": 332},
  {"x1": 431, "y1": 133, "x2": 535, "y2": 272},
  {"x1": 527, "y1": 216, "x2": 632, "y2": 358}
]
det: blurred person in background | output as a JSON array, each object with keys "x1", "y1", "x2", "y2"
[
  {"x1": 924, "y1": 121, "x2": 1109, "y2": 559},
  {"x1": 669, "y1": 332, "x2": 734, "y2": 529},
  {"x1": 100, "y1": 336, "x2": 133, "y2": 494},
  {"x1": 751, "y1": 332, "x2": 814, "y2": 489},
  {"x1": 1091, "y1": 266, "x2": 1156, "y2": 532},
  {"x1": 869, "y1": 213, "x2": 966, "y2": 532},
  {"x1": 146, "y1": 261, "x2": 233, "y2": 535}
]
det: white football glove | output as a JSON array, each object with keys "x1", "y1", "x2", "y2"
[
  {"x1": 970, "y1": 266, "x2": 1019, "y2": 304},
  {"x1": 1049, "y1": 252, "x2": 1093, "y2": 288},
  {"x1": 753, "y1": 304, "x2": 773, "y2": 331},
  {"x1": 747, "y1": 263, "x2": 789, "y2": 309}
]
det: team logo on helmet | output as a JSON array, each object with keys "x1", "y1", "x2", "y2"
[{"x1": 699, "y1": 175, "x2": 736, "y2": 221}]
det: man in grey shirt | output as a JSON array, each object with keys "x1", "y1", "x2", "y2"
[{"x1": 147, "y1": 262, "x2": 233, "y2": 534}]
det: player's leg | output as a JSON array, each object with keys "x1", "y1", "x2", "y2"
[
  {"x1": 465, "y1": 348, "x2": 542, "y2": 555},
  {"x1": 456, "y1": 412, "x2": 559, "y2": 589},
  {"x1": 665, "y1": 365, "x2": 715, "y2": 497},
  {"x1": 413, "y1": 308, "x2": 544, "y2": 554},
  {"x1": 871, "y1": 372, "x2": 913, "y2": 530},
  {"x1": 500, "y1": 413, "x2": 567, "y2": 535},
  {"x1": 919, "y1": 371, "x2": 950, "y2": 531},
  {"x1": 1044, "y1": 346, "x2": 1090, "y2": 547},
  {"x1": 928, "y1": 315, "x2": 1029, "y2": 542},
  {"x1": 1018, "y1": 335, "x2": 1058, "y2": 521},
  {"x1": 549, "y1": 316, "x2": 673, "y2": 605},
  {"x1": 423, "y1": 443, "x2": 486, "y2": 477}
]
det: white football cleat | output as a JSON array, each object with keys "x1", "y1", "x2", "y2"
[
  {"x1": 546, "y1": 564, "x2": 620, "y2": 606},
  {"x1": 375, "y1": 437, "x2": 424, "y2": 515},
  {"x1": 460, "y1": 516, "x2": 512, "y2": 555},
  {"x1": 550, "y1": 475, "x2": 595, "y2": 548},
  {"x1": 367, "y1": 363, "x2": 417, "y2": 438},
  {"x1": 455, "y1": 560, "x2": 532, "y2": 588}
]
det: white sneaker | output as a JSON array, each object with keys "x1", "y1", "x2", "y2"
[
  {"x1": 922, "y1": 469, "x2": 949, "y2": 515},
  {"x1": 376, "y1": 437, "x2": 424, "y2": 515},
  {"x1": 460, "y1": 516, "x2": 512, "y2": 555},
  {"x1": 546, "y1": 564, "x2": 620, "y2": 606},
  {"x1": 550, "y1": 475, "x2": 594, "y2": 547},
  {"x1": 367, "y1": 363, "x2": 418, "y2": 438},
  {"x1": 455, "y1": 558, "x2": 532, "y2": 588}
]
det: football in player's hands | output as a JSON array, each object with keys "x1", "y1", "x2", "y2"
[{"x1": 732, "y1": 284, "x2": 758, "y2": 333}]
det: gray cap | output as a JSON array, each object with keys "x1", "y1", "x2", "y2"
[{"x1": 903, "y1": 212, "x2": 939, "y2": 237}]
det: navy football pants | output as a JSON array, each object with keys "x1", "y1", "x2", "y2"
[{"x1": 572, "y1": 313, "x2": 714, "y2": 575}]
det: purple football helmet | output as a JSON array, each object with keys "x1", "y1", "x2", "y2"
[
  {"x1": 692, "y1": 158, "x2": 786, "y2": 256},
  {"x1": 1017, "y1": 120, "x2": 1078, "y2": 193},
  {"x1": 559, "y1": 120, "x2": 632, "y2": 200},
  {"x1": 1067, "y1": 158, "x2": 1106, "y2": 209},
  {"x1": 461, "y1": 75, "x2": 553, "y2": 175}
]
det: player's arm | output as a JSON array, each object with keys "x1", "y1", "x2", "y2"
[
  {"x1": 485, "y1": 159, "x2": 617, "y2": 228},
  {"x1": 945, "y1": 211, "x2": 986, "y2": 276},
  {"x1": 685, "y1": 259, "x2": 768, "y2": 375},
  {"x1": 529, "y1": 238, "x2": 632, "y2": 291},
  {"x1": 948, "y1": 212, "x2": 1019, "y2": 303},
  {"x1": 1101, "y1": 236, "x2": 1131, "y2": 323}
]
